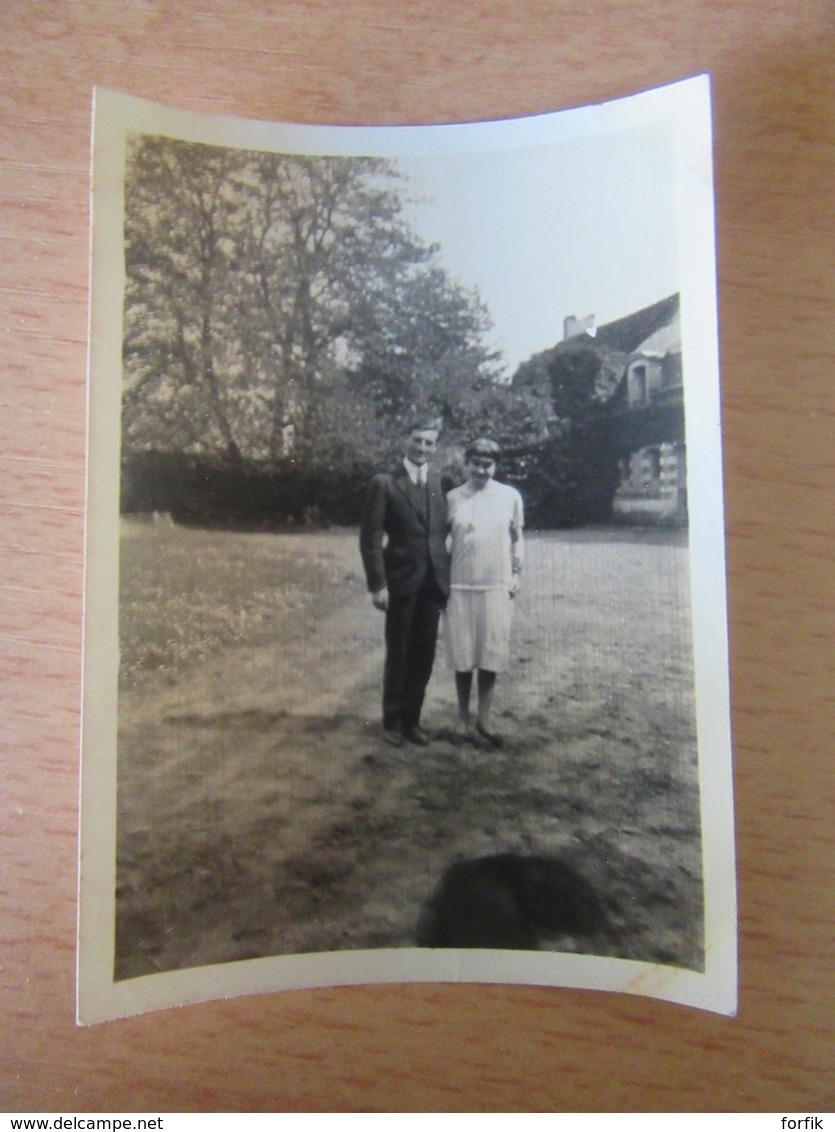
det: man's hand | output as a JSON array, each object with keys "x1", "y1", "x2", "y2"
[
  {"x1": 509, "y1": 575, "x2": 520, "y2": 599},
  {"x1": 371, "y1": 587, "x2": 389, "y2": 611}
]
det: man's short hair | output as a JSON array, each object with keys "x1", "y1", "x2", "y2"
[
  {"x1": 465, "y1": 436, "x2": 502, "y2": 462},
  {"x1": 404, "y1": 415, "x2": 442, "y2": 437}
]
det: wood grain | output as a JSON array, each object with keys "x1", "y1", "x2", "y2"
[{"x1": 1, "y1": 0, "x2": 833, "y2": 1112}]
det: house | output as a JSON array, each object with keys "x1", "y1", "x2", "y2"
[
  {"x1": 510, "y1": 293, "x2": 685, "y2": 526},
  {"x1": 613, "y1": 301, "x2": 686, "y2": 524},
  {"x1": 555, "y1": 295, "x2": 686, "y2": 523}
]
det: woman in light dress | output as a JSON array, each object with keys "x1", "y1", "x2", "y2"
[{"x1": 444, "y1": 437, "x2": 524, "y2": 746}]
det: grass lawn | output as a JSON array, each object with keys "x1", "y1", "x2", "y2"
[{"x1": 114, "y1": 518, "x2": 703, "y2": 980}]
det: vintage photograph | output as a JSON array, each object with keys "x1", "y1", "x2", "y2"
[{"x1": 79, "y1": 79, "x2": 735, "y2": 1022}]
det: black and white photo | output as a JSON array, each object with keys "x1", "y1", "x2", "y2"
[{"x1": 78, "y1": 77, "x2": 735, "y2": 1023}]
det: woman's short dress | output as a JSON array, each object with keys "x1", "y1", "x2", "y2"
[{"x1": 444, "y1": 479, "x2": 524, "y2": 673}]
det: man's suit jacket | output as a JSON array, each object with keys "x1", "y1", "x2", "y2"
[{"x1": 359, "y1": 465, "x2": 450, "y2": 598}]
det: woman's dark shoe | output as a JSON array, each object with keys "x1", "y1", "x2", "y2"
[{"x1": 476, "y1": 723, "x2": 504, "y2": 749}]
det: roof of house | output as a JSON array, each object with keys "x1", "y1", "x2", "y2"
[
  {"x1": 627, "y1": 307, "x2": 681, "y2": 361},
  {"x1": 511, "y1": 292, "x2": 681, "y2": 393},
  {"x1": 593, "y1": 293, "x2": 680, "y2": 354}
]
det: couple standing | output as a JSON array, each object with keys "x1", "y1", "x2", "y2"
[{"x1": 359, "y1": 418, "x2": 524, "y2": 749}]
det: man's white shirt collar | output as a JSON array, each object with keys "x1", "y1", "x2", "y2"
[{"x1": 403, "y1": 457, "x2": 427, "y2": 486}]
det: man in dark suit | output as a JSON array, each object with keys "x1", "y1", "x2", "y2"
[{"x1": 359, "y1": 419, "x2": 450, "y2": 747}]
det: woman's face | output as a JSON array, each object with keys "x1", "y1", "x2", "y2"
[{"x1": 466, "y1": 453, "x2": 496, "y2": 488}]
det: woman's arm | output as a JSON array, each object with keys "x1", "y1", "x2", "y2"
[{"x1": 509, "y1": 490, "x2": 524, "y2": 595}]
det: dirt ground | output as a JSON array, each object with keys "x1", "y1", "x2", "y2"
[{"x1": 114, "y1": 522, "x2": 703, "y2": 980}]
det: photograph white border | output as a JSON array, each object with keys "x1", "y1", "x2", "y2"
[{"x1": 78, "y1": 75, "x2": 736, "y2": 1024}]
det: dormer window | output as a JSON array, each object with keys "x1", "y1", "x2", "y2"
[{"x1": 629, "y1": 363, "x2": 648, "y2": 406}]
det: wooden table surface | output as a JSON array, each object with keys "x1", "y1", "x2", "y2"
[{"x1": 2, "y1": 0, "x2": 833, "y2": 1113}]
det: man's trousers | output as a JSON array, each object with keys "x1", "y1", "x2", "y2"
[{"x1": 382, "y1": 572, "x2": 447, "y2": 732}]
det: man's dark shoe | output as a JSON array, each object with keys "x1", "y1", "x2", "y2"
[
  {"x1": 404, "y1": 725, "x2": 431, "y2": 747},
  {"x1": 383, "y1": 728, "x2": 404, "y2": 748}
]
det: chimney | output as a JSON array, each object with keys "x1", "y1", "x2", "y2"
[{"x1": 563, "y1": 313, "x2": 596, "y2": 341}]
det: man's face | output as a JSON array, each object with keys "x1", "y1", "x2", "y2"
[{"x1": 404, "y1": 428, "x2": 438, "y2": 467}]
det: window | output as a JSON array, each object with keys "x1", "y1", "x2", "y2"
[{"x1": 630, "y1": 364, "x2": 648, "y2": 406}]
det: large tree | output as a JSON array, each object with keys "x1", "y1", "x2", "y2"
[
  {"x1": 512, "y1": 340, "x2": 622, "y2": 526},
  {"x1": 122, "y1": 135, "x2": 499, "y2": 472},
  {"x1": 346, "y1": 263, "x2": 502, "y2": 431},
  {"x1": 123, "y1": 136, "x2": 250, "y2": 464}
]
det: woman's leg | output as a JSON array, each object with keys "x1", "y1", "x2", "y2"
[
  {"x1": 455, "y1": 670, "x2": 474, "y2": 728},
  {"x1": 476, "y1": 669, "x2": 497, "y2": 731}
]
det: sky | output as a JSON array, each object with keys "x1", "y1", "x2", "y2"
[{"x1": 394, "y1": 120, "x2": 679, "y2": 377}]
